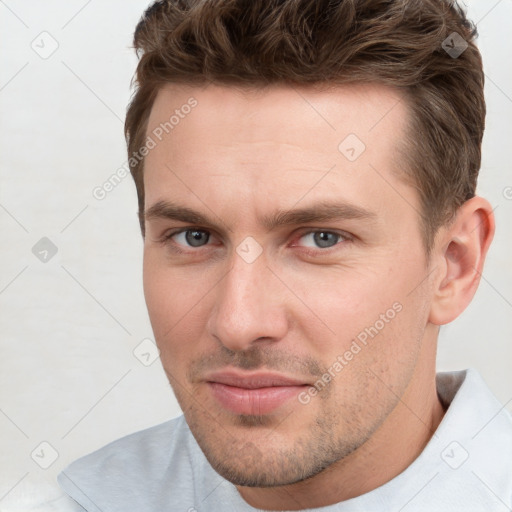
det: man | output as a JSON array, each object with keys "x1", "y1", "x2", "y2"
[{"x1": 56, "y1": 0, "x2": 512, "y2": 510}]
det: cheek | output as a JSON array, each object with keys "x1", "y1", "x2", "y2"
[
  {"x1": 143, "y1": 258, "x2": 174, "y2": 335},
  {"x1": 277, "y1": 264, "x2": 399, "y2": 334},
  {"x1": 319, "y1": 299, "x2": 426, "y2": 430},
  {"x1": 281, "y1": 261, "x2": 426, "y2": 372},
  {"x1": 142, "y1": 255, "x2": 207, "y2": 366}
]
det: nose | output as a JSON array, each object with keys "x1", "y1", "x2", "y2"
[{"x1": 207, "y1": 249, "x2": 289, "y2": 352}]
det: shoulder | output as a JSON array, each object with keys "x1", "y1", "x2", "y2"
[
  {"x1": 62, "y1": 415, "x2": 189, "y2": 473},
  {"x1": 434, "y1": 369, "x2": 512, "y2": 509},
  {"x1": 57, "y1": 415, "x2": 199, "y2": 511},
  {"x1": 28, "y1": 493, "x2": 86, "y2": 512}
]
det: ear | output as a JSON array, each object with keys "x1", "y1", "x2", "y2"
[{"x1": 428, "y1": 196, "x2": 495, "y2": 326}]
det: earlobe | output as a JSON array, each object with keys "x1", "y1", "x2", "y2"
[{"x1": 428, "y1": 197, "x2": 495, "y2": 326}]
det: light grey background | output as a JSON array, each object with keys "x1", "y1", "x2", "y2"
[{"x1": 0, "y1": 0, "x2": 511, "y2": 509}]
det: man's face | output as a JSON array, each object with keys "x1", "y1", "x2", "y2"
[{"x1": 142, "y1": 83, "x2": 435, "y2": 487}]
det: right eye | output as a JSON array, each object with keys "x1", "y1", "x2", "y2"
[
  {"x1": 160, "y1": 228, "x2": 214, "y2": 250},
  {"x1": 170, "y1": 229, "x2": 211, "y2": 248}
]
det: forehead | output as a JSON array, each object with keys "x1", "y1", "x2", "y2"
[
  {"x1": 146, "y1": 82, "x2": 408, "y2": 149},
  {"x1": 142, "y1": 82, "x2": 415, "y2": 232}
]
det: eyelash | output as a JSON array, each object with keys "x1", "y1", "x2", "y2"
[{"x1": 158, "y1": 227, "x2": 352, "y2": 256}]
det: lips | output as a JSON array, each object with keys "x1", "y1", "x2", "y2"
[{"x1": 205, "y1": 370, "x2": 309, "y2": 415}]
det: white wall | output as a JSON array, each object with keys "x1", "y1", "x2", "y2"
[{"x1": 0, "y1": 0, "x2": 511, "y2": 508}]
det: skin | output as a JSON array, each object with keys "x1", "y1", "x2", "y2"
[{"x1": 141, "y1": 82, "x2": 494, "y2": 510}]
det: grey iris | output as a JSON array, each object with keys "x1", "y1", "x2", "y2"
[
  {"x1": 314, "y1": 232, "x2": 338, "y2": 248},
  {"x1": 186, "y1": 230, "x2": 209, "y2": 247}
]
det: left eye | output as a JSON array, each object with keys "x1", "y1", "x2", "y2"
[{"x1": 298, "y1": 231, "x2": 345, "y2": 249}]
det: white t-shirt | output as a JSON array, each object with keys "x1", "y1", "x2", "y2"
[{"x1": 46, "y1": 368, "x2": 512, "y2": 511}]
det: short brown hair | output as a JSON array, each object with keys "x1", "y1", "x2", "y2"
[{"x1": 125, "y1": 0, "x2": 485, "y2": 251}]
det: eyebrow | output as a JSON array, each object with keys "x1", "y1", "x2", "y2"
[{"x1": 143, "y1": 199, "x2": 377, "y2": 231}]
